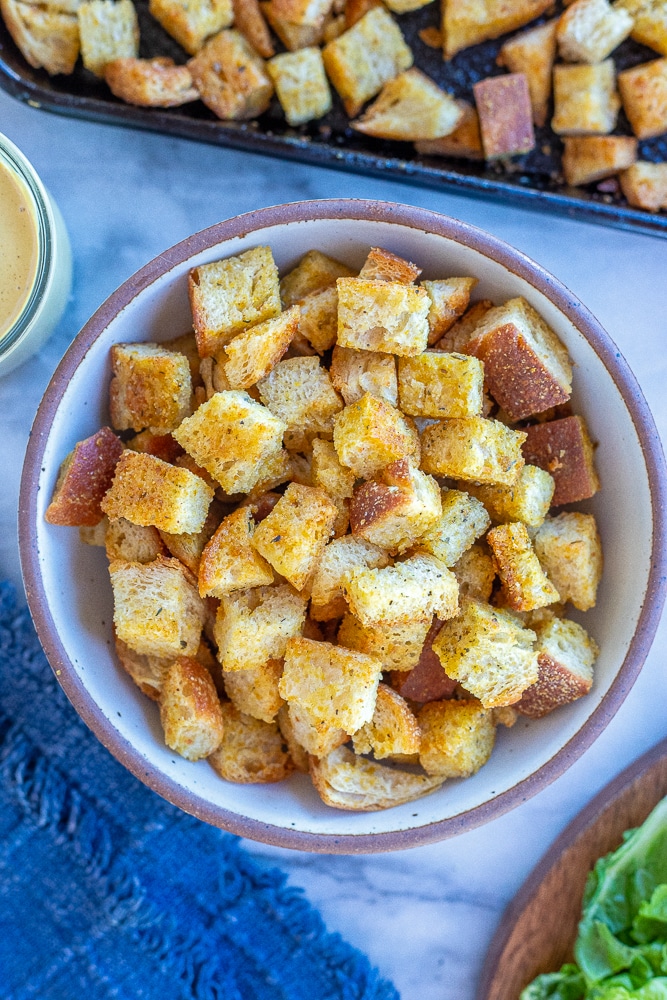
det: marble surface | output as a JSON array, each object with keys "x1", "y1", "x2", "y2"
[{"x1": 2, "y1": 87, "x2": 667, "y2": 1000}]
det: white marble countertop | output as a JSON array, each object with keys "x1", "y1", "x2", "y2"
[{"x1": 2, "y1": 87, "x2": 667, "y2": 1000}]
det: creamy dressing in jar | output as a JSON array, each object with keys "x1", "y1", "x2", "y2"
[{"x1": 0, "y1": 159, "x2": 39, "y2": 340}]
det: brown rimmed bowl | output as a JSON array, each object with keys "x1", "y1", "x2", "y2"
[{"x1": 18, "y1": 199, "x2": 667, "y2": 854}]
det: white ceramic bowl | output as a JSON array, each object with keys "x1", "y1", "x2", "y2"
[{"x1": 19, "y1": 200, "x2": 667, "y2": 853}]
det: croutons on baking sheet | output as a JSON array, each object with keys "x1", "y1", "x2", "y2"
[
  {"x1": 209, "y1": 702, "x2": 294, "y2": 783},
  {"x1": 159, "y1": 656, "x2": 225, "y2": 760},
  {"x1": 0, "y1": 0, "x2": 80, "y2": 75},
  {"x1": 418, "y1": 698, "x2": 496, "y2": 778},
  {"x1": 522, "y1": 415, "x2": 600, "y2": 506},
  {"x1": 333, "y1": 392, "x2": 419, "y2": 478},
  {"x1": 352, "y1": 68, "x2": 463, "y2": 141},
  {"x1": 78, "y1": 0, "x2": 138, "y2": 77},
  {"x1": 232, "y1": 0, "x2": 274, "y2": 56},
  {"x1": 617, "y1": 0, "x2": 667, "y2": 57},
  {"x1": 187, "y1": 29, "x2": 274, "y2": 120},
  {"x1": 336, "y1": 276, "x2": 430, "y2": 356},
  {"x1": 397, "y1": 351, "x2": 484, "y2": 419},
  {"x1": 497, "y1": 19, "x2": 558, "y2": 127},
  {"x1": 473, "y1": 73, "x2": 535, "y2": 159},
  {"x1": 214, "y1": 583, "x2": 307, "y2": 670},
  {"x1": 309, "y1": 745, "x2": 443, "y2": 810},
  {"x1": 420, "y1": 417, "x2": 527, "y2": 486},
  {"x1": 552, "y1": 60, "x2": 621, "y2": 136},
  {"x1": 149, "y1": 0, "x2": 232, "y2": 54},
  {"x1": 487, "y1": 521, "x2": 560, "y2": 612},
  {"x1": 533, "y1": 512, "x2": 602, "y2": 612},
  {"x1": 620, "y1": 161, "x2": 667, "y2": 210},
  {"x1": 270, "y1": 0, "x2": 334, "y2": 27},
  {"x1": 415, "y1": 102, "x2": 484, "y2": 161},
  {"x1": 267, "y1": 46, "x2": 332, "y2": 125},
  {"x1": 343, "y1": 552, "x2": 459, "y2": 627},
  {"x1": 442, "y1": 0, "x2": 553, "y2": 59},
  {"x1": 349, "y1": 459, "x2": 442, "y2": 555},
  {"x1": 515, "y1": 617, "x2": 598, "y2": 718},
  {"x1": 329, "y1": 346, "x2": 398, "y2": 407},
  {"x1": 105, "y1": 57, "x2": 200, "y2": 107},
  {"x1": 109, "y1": 342, "x2": 193, "y2": 434},
  {"x1": 562, "y1": 136, "x2": 638, "y2": 186},
  {"x1": 556, "y1": 0, "x2": 633, "y2": 64},
  {"x1": 45, "y1": 426, "x2": 124, "y2": 527},
  {"x1": 618, "y1": 58, "x2": 667, "y2": 139}
]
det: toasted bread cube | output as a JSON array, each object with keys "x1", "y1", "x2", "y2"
[
  {"x1": 516, "y1": 617, "x2": 598, "y2": 718},
  {"x1": 487, "y1": 522, "x2": 560, "y2": 612},
  {"x1": 45, "y1": 427, "x2": 124, "y2": 527},
  {"x1": 432, "y1": 299, "x2": 493, "y2": 353},
  {"x1": 322, "y1": 7, "x2": 413, "y2": 117},
  {"x1": 522, "y1": 415, "x2": 599, "y2": 505},
  {"x1": 0, "y1": 0, "x2": 79, "y2": 75},
  {"x1": 453, "y1": 542, "x2": 496, "y2": 602},
  {"x1": 620, "y1": 160, "x2": 667, "y2": 210},
  {"x1": 105, "y1": 517, "x2": 166, "y2": 563},
  {"x1": 220, "y1": 306, "x2": 298, "y2": 390},
  {"x1": 209, "y1": 702, "x2": 294, "y2": 782},
  {"x1": 415, "y1": 102, "x2": 484, "y2": 160},
  {"x1": 266, "y1": 46, "x2": 332, "y2": 125},
  {"x1": 286, "y1": 704, "x2": 348, "y2": 756},
  {"x1": 159, "y1": 656, "x2": 224, "y2": 760},
  {"x1": 497, "y1": 19, "x2": 558, "y2": 127},
  {"x1": 329, "y1": 346, "x2": 398, "y2": 407},
  {"x1": 198, "y1": 506, "x2": 274, "y2": 597},
  {"x1": 336, "y1": 276, "x2": 429, "y2": 356},
  {"x1": 418, "y1": 488, "x2": 490, "y2": 567},
  {"x1": 337, "y1": 613, "x2": 431, "y2": 671},
  {"x1": 333, "y1": 393, "x2": 419, "y2": 478},
  {"x1": 552, "y1": 61, "x2": 620, "y2": 136},
  {"x1": 358, "y1": 246, "x2": 421, "y2": 284},
  {"x1": 260, "y1": 0, "x2": 323, "y2": 50},
  {"x1": 557, "y1": 0, "x2": 633, "y2": 63},
  {"x1": 158, "y1": 500, "x2": 223, "y2": 574},
  {"x1": 618, "y1": 58, "x2": 667, "y2": 139},
  {"x1": 383, "y1": 0, "x2": 434, "y2": 11},
  {"x1": 397, "y1": 351, "x2": 484, "y2": 420},
  {"x1": 126, "y1": 430, "x2": 184, "y2": 464},
  {"x1": 310, "y1": 535, "x2": 390, "y2": 619},
  {"x1": 350, "y1": 459, "x2": 441, "y2": 555},
  {"x1": 562, "y1": 135, "x2": 638, "y2": 186},
  {"x1": 617, "y1": 0, "x2": 667, "y2": 56},
  {"x1": 418, "y1": 698, "x2": 495, "y2": 778},
  {"x1": 188, "y1": 246, "x2": 280, "y2": 357},
  {"x1": 214, "y1": 583, "x2": 308, "y2": 671},
  {"x1": 78, "y1": 0, "x2": 138, "y2": 77},
  {"x1": 80, "y1": 518, "x2": 110, "y2": 546},
  {"x1": 432, "y1": 599, "x2": 538, "y2": 708},
  {"x1": 223, "y1": 658, "x2": 284, "y2": 722},
  {"x1": 473, "y1": 73, "x2": 535, "y2": 159},
  {"x1": 533, "y1": 512, "x2": 602, "y2": 612},
  {"x1": 110, "y1": 555, "x2": 206, "y2": 657},
  {"x1": 462, "y1": 464, "x2": 554, "y2": 528},
  {"x1": 277, "y1": 704, "x2": 310, "y2": 771},
  {"x1": 232, "y1": 0, "x2": 274, "y2": 55},
  {"x1": 109, "y1": 343, "x2": 192, "y2": 434},
  {"x1": 421, "y1": 417, "x2": 526, "y2": 486},
  {"x1": 421, "y1": 277, "x2": 477, "y2": 345},
  {"x1": 114, "y1": 634, "x2": 175, "y2": 700},
  {"x1": 251, "y1": 483, "x2": 338, "y2": 590},
  {"x1": 246, "y1": 447, "x2": 294, "y2": 498},
  {"x1": 258, "y1": 356, "x2": 343, "y2": 451},
  {"x1": 293, "y1": 285, "x2": 339, "y2": 354},
  {"x1": 466, "y1": 297, "x2": 572, "y2": 421},
  {"x1": 187, "y1": 29, "x2": 273, "y2": 120},
  {"x1": 389, "y1": 619, "x2": 458, "y2": 701},
  {"x1": 173, "y1": 391, "x2": 286, "y2": 494},
  {"x1": 352, "y1": 68, "x2": 463, "y2": 141},
  {"x1": 311, "y1": 438, "x2": 355, "y2": 500},
  {"x1": 310, "y1": 745, "x2": 442, "y2": 810},
  {"x1": 280, "y1": 249, "x2": 354, "y2": 306},
  {"x1": 279, "y1": 636, "x2": 382, "y2": 738},
  {"x1": 442, "y1": 0, "x2": 553, "y2": 59},
  {"x1": 344, "y1": 553, "x2": 458, "y2": 627},
  {"x1": 270, "y1": 0, "x2": 333, "y2": 25},
  {"x1": 101, "y1": 451, "x2": 213, "y2": 534},
  {"x1": 105, "y1": 56, "x2": 199, "y2": 106},
  {"x1": 149, "y1": 0, "x2": 232, "y2": 53},
  {"x1": 352, "y1": 683, "x2": 421, "y2": 758}
]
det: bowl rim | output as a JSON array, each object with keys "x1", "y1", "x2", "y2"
[{"x1": 18, "y1": 198, "x2": 667, "y2": 854}]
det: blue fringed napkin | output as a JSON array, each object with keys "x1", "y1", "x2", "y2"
[{"x1": 0, "y1": 581, "x2": 399, "y2": 1000}]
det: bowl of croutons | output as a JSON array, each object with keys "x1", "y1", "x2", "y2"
[{"x1": 19, "y1": 199, "x2": 667, "y2": 852}]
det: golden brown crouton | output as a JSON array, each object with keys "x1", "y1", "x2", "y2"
[
  {"x1": 110, "y1": 555, "x2": 206, "y2": 657},
  {"x1": 329, "y1": 346, "x2": 398, "y2": 407},
  {"x1": 80, "y1": 518, "x2": 110, "y2": 547},
  {"x1": 214, "y1": 583, "x2": 308, "y2": 670},
  {"x1": 220, "y1": 306, "x2": 299, "y2": 390},
  {"x1": 418, "y1": 488, "x2": 491, "y2": 567},
  {"x1": 432, "y1": 298, "x2": 493, "y2": 353},
  {"x1": 333, "y1": 392, "x2": 419, "y2": 478},
  {"x1": 322, "y1": 6, "x2": 413, "y2": 117},
  {"x1": 101, "y1": 450, "x2": 214, "y2": 534},
  {"x1": 533, "y1": 512, "x2": 602, "y2": 612},
  {"x1": 418, "y1": 698, "x2": 495, "y2": 778},
  {"x1": 415, "y1": 102, "x2": 484, "y2": 160},
  {"x1": 344, "y1": 0, "x2": 379, "y2": 28},
  {"x1": 78, "y1": 0, "x2": 138, "y2": 77},
  {"x1": 198, "y1": 506, "x2": 274, "y2": 597},
  {"x1": 285, "y1": 704, "x2": 348, "y2": 757},
  {"x1": 126, "y1": 430, "x2": 184, "y2": 464},
  {"x1": 442, "y1": 0, "x2": 553, "y2": 59},
  {"x1": 552, "y1": 61, "x2": 621, "y2": 136},
  {"x1": 149, "y1": 0, "x2": 233, "y2": 53},
  {"x1": 522, "y1": 415, "x2": 599, "y2": 506},
  {"x1": 45, "y1": 426, "x2": 124, "y2": 527},
  {"x1": 232, "y1": 0, "x2": 273, "y2": 55},
  {"x1": 352, "y1": 683, "x2": 421, "y2": 758},
  {"x1": 105, "y1": 517, "x2": 167, "y2": 564},
  {"x1": 311, "y1": 438, "x2": 355, "y2": 502},
  {"x1": 557, "y1": 0, "x2": 633, "y2": 64},
  {"x1": 310, "y1": 535, "x2": 390, "y2": 619},
  {"x1": 338, "y1": 613, "x2": 431, "y2": 671},
  {"x1": 158, "y1": 500, "x2": 223, "y2": 574},
  {"x1": 618, "y1": 58, "x2": 667, "y2": 139},
  {"x1": 114, "y1": 633, "x2": 174, "y2": 700},
  {"x1": 350, "y1": 459, "x2": 442, "y2": 555},
  {"x1": 358, "y1": 246, "x2": 421, "y2": 284},
  {"x1": 159, "y1": 656, "x2": 225, "y2": 760},
  {"x1": 515, "y1": 617, "x2": 598, "y2": 718},
  {"x1": 105, "y1": 56, "x2": 199, "y2": 106},
  {"x1": 452, "y1": 542, "x2": 496, "y2": 602},
  {"x1": 617, "y1": 0, "x2": 667, "y2": 56},
  {"x1": 188, "y1": 29, "x2": 274, "y2": 119},
  {"x1": 0, "y1": 0, "x2": 79, "y2": 75},
  {"x1": 270, "y1": 0, "x2": 333, "y2": 25},
  {"x1": 257, "y1": 356, "x2": 343, "y2": 451},
  {"x1": 420, "y1": 417, "x2": 526, "y2": 486},
  {"x1": 336, "y1": 276, "x2": 430, "y2": 356},
  {"x1": 352, "y1": 68, "x2": 463, "y2": 141},
  {"x1": 620, "y1": 160, "x2": 667, "y2": 210},
  {"x1": 109, "y1": 342, "x2": 192, "y2": 434},
  {"x1": 293, "y1": 285, "x2": 339, "y2": 354},
  {"x1": 473, "y1": 73, "x2": 535, "y2": 159},
  {"x1": 309, "y1": 745, "x2": 442, "y2": 810},
  {"x1": 487, "y1": 521, "x2": 561, "y2": 612},
  {"x1": 497, "y1": 19, "x2": 558, "y2": 127},
  {"x1": 260, "y1": 0, "x2": 323, "y2": 50},
  {"x1": 562, "y1": 136, "x2": 638, "y2": 186},
  {"x1": 344, "y1": 553, "x2": 459, "y2": 627},
  {"x1": 267, "y1": 46, "x2": 332, "y2": 125},
  {"x1": 462, "y1": 464, "x2": 554, "y2": 528},
  {"x1": 209, "y1": 702, "x2": 294, "y2": 782},
  {"x1": 280, "y1": 249, "x2": 354, "y2": 307},
  {"x1": 397, "y1": 351, "x2": 484, "y2": 419},
  {"x1": 223, "y1": 658, "x2": 284, "y2": 722},
  {"x1": 421, "y1": 277, "x2": 477, "y2": 345},
  {"x1": 276, "y1": 704, "x2": 310, "y2": 771}
]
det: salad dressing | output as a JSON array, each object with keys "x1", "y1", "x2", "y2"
[{"x1": 0, "y1": 159, "x2": 39, "y2": 341}]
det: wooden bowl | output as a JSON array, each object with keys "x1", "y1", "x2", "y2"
[{"x1": 477, "y1": 736, "x2": 667, "y2": 999}]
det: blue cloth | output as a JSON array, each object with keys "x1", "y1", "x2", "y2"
[{"x1": 0, "y1": 581, "x2": 399, "y2": 1000}]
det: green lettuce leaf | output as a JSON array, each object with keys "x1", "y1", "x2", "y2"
[
  {"x1": 633, "y1": 887, "x2": 667, "y2": 945},
  {"x1": 519, "y1": 964, "x2": 585, "y2": 999}
]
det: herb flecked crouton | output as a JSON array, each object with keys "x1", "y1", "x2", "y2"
[
  {"x1": 344, "y1": 552, "x2": 459, "y2": 627},
  {"x1": 109, "y1": 342, "x2": 193, "y2": 434},
  {"x1": 280, "y1": 249, "x2": 355, "y2": 306},
  {"x1": 337, "y1": 613, "x2": 431, "y2": 671},
  {"x1": 149, "y1": 0, "x2": 233, "y2": 54},
  {"x1": 220, "y1": 305, "x2": 299, "y2": 389},
  {"x1": 267, "y1": 46, "x2": 332, "y2": 125},
  {"x1": 310, "y1": 535, "x2": 390, "y2": 620},
  {"x1": 198, "y1": 506, "x2": 274, "y2": 597},
  {"x1": 418, "y1": 488, "x2": 491, "y2": 566},
  {"x1": 209, "y1": 702, "x2": 294, "y2": 783},
  {"x1": 159, "y1": 656, "x2": 225, "y2": 760},
  {"x1": 350, "y1": 458, "x2": 442, "y2": 555},
  {"x1": 45, "y1": 426, "x2": 124, "y2": 527},
  {"x1": 309, "y1": 744, "x2": 442, "y2": 810},
  {"x1": 333, "y1": 392, "x2": 419, "y2": 478},
  {"x1": 187, "y1": 29, "x2": 274, "y2": 121},
  {"x1": 336, "y1": 276, "x2": 430, "y2": 356},
  {"x1": 352, "y1": 683, "x2": 421, "y2": 758},
  {"x1": 462, "y1": 464, "x2": 555, "y2": 528},
  {"x1": 516, "y1": 616, "x2": 598, "y2": 718},
  {"x1": 397, "y1": 351, "x2": 484, "y2": 419},
  {"x1": 556, "y1": 0, "x2": 633, "y2": 64},
  {"x1": 106, "y1": 517, "x2": 166, "y2": 564},
  {"x1": 222, "y1": 658, "x2": 284, "y2": 723},
  {"x1": 257, "y1": 356, "x2": 343, "y2": 451},
  {"x1": 352, "y1": 68, "x2": 463, "y2": 141},
  {"x1": 522, "y1": 415, "x2": 599, "y2": 506},
  {"x1": 487, "y1": 521, "x2": 561, "y2": 612},
  {"x1": 78, "y1": 0, "x2": 139, "y2": 77},
  {"x1": 533, "y1": 512, "x2": 602, "y2": 611},
  {"x1": 420, "y1": 417, "x2": 526, "y2": 486},
  {"x1": 422, "y1": 276, "x2": 477, "y2": 345},
  {"x1": 418, "y1": 698, "x2": 496, "y2": 778},
  {"x1": 104, "y1": 56, "x2": 200, "y2": 107},
  {"x1": 453, "y1": 542, "x2": 496, "y2": 602},
  {"x1": 329, "y1": 346, "x2": 398, "y2": 407},
  {"x1": 442, "y1": 0, "x2": 553, "y2": 59},
  {"x1": 214, "y1": 583, "x2": 308, "y2": 671}
]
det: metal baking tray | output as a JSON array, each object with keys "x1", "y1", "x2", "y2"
[{"x1": 2, "y1": 1, "x2": 666, "y2": 237}]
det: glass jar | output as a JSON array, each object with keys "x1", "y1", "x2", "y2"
[{"x1": 0, "y1": 133, "x2": 72, "y2": 376}]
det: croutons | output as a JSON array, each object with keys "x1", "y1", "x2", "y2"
[
  {"x1": 473, "y1": 73, "x2": 536, "y2": 159},
  {"x1": 333, "y1": 392, "x2": 419, "y2": 478},
  {"x1": 414, "y1": 103, "x2": 484, "y2": 161},
  {"x1": 270, "y1": 0, "x2": 334, "y2": 27},
  {"x1": 522, "y1": 415, "x2": 599, "y2": 505},
  {"x1": 442, "y1": 0, "x2": 553, "y2": 59},
  {"x1": 352, "y1": 68, "x2": 463, "y2": 141},
  {"x1": 149, "y1": 0, "x2": 233, "y2": 54},
  {"x1": 187, "y1": 29, "x2": 274, "y2": 121},
  {"x1": 497, "y1": 19, "x2": 558, "y2": 127},
  {"x1": 105, "y1": 56, "x2": 200, "y2": 107},
  {"x1": 222, "y1": 658, "x2": 284, "y2": 722},
  {"x1": 257, "y1": 356, "x2": 343, "y2": 451},
  {"x1": 352, "y1": 683, "x2": 421, "y2": 758},
  {"x1": 516, "y1": 617, "x2": 598, "y2": 718},
  {"x1": 349, "y1": 459, "x2": 442, "y2": 554},
  {"x1": 109, "y1": 342, "x2": 192, "y2": 434},
  {"x1": 45, "y1": 426, "x2": 124, "y2": 527},
  {"x1": 462, "y1": 464, "x2": 554, "y2": 528},
  {"x1": 114, "y1": 634, "x2": 173, "y2": 700},
  {"x1": 618, "y1": 58, "x2": 667, "y2": 139},
  {"x1": 617, "y1": 0, "x2": 667, "y2": 57},
  {"x1": 267, "y1": 46, "x2": 332, "y2": 125},
  {"x1": 158, "y1": 500, "x2": 222, "y2": 574},
  {"x1": 433, "y1": 298, "x2": 493, "y2": 353},
  {"x1": 418, "y1": 488, "x2": 491, "y2": 566},
  {"x1": 78, "y1": 0, "x2": 138, "y2": 77},
  {"x1": 280, "y1": 249, "x2": 354, "y2": 306},
  {"x1": 533, "y1": 512, "x2": 602, "y2": 611},
  {"x1": 0, "y1": 0, "x2": 80, "y2": 75},
  {"x1": 329, "y1": 346, "x2": 398, "y2": 407},
  {"x1": 487, "y1": 521, "x2": 561, "y2": 612},
  {"x1": 232, "y1": 0, "x2": 274, "y2": 56},
  {"x1": 159, "y1": 656, "x2": 225, "y2": 760},
  {"x1": 337, "y1": 613, "x2": 431, "y2": 671},
  {"x1": 310, "y1": 535, "x2": 390, "y2": 619},
  {"x1": 358, "y1": 246, "x2": 422, "y2": 284},
  {"x1": 562, "y1": 136, "x2": 638, "y2": 186},
  {"x1": 343, "y1": 552, "x2": 459, "y2": 627},
  {"x1": 198, "y1": 506, "x2": 274, "y2": 597},
  {"x1": 260, "y1": 0, "x2": 323, "y2": 51},
  {"x1": 620, "y1": 161, "x2": 667, "y2": 210},
  {"x1": 106, "y1": 517, "x2": 166, "y2": 564},
  {"x1": 552, "y1": 60, "x2": 621, "y2": 135},
  {"x1": 421, "y1": 277, "x2": 477, "y2": 345},
  {"x1": 310, "y1": 744, "x2": 442, "y2": 810},
  {"x1": 209, "y1": 702, "x2": 294, "y2": 782},
  {"x1": 397, "y1": 351, "x2": 484, "y2": 419},
  {"x1": 420, "y1": 417, "x2": 527, "y2": 486},
  {"x1": 453, "y1": 542, "x2": 496, "y2": 602},
  {"x1": 389, "y1": 620, "x2": 458, "y2": 701},
  {"x1": 213, "y1": 583, "x2": 308, "y2": 671},
  {"x1": 220, "y1": 305, "x2": 299, "y2": 389},
  {"x1": 418, "y1": 698, "x2": 496, "y2": 778},
  {"x1": 294, "y1": 285, "x2": 339, "y2": 354},
  {"x1": 557, "y1": 0, "x2": 633, "y2": 63},
  {"x1": 336, "y1": 276, "x2": 430, "y2": 356}
]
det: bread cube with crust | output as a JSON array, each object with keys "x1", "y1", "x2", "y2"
[
  {"x1": 220, "y1": 306, "x2": 299, "y2": 389},
  {"x1": 389, "y1": 619, "x2": 458, "y2": 700},
  {"x1": 397, "y1": 351, "x2": 484, "y2": 419},
  {"x1": 188, "y1": 30, "x2": 274, "y2": 122},
  {"x1": 330, "y1": 346, "x2": 398, "y2": 407},
  {"x1": 198, "y1": 506, "x2": 274, "y2": 597},
  {"x1": 533, "y1": 512, "x2": 602, "y2": 612},
  {"x1": 557, "y1": 0, "x2": 633, "y2": 64},
  {"x1": 352, "y1": 683, "x2": 421, "y2": 758},
  {"x1": 497, "y1": 19, "x2": 558, "y2": 127},
  {"x1": 310, "y1": 438, "x2": 354, "y2": 536},
  {"x1": 110, "y1": 555, "x2": 206, "y2": 657},
  {"x1": 337, "y1": 613, "x2": 431, "y2": 671},
  {"x1": 322, "y1": 6, "x2": 413, "y2": 117},
  {"x1": 433, "y1": 599, "x2": 538, "y2": 708},
  {"x1": 552, "y1": 61, "x2": 621, "y2": 136},
  {"x1": 418, "y1": 698, "x2": 495, "y2": 778},
  {"x1": 620, "y1": 161, "x2": 667, "y2": 210},
  {"x1": 214, "y1": 583, "x2": 308, "y2": 671},
  {"x1": 260, "y1": 1, "x2": 322, "y2": 50},
  {"x1": 415, "y1": 103, "x2": 484, "y2": 161},
  {"x1": 109, "y1": 343, "x2": 192, "y2": 434},
  {"x1": 465, "y1": 298, "x2": 572, "y2": 422},
  {"x1": 45, "y1": 426, "x2": 124, "y2": 527},
  {"x1": 350, "y1": 459, "x2": 442, "y2": 555},
  {"x1": 105, "y1": 517, "x2": 166, "y2": 564},
  {"x1": 258, "y1": 356, "x2": 343, "y2": 451},
  {"x1": 149, "y1": 0, "x2": 232, "y2": 53},
  {"x1": 78, "y1": 0, "x2": 138, "y2": 77},
  {"x1": 293, "y1": 285, "x2": 339, "y2": 354},
  {"x1": 421, "y1": 417, "x2": 526, "y2": 486},
  {"x1": 453, "y1": 542, "x2": 496, "y2": 602},
  {"x1": 232, "y1": 0, "x2": 274, "y2": 56},
  {"x1": 0, "y1": 0, "x2": 80, "y2": 76},
  {"x1": 618, "y1": 58, "x2": 667, "y2": 139},
  {"x1": 333, "y1": 392, "x2": 419, "y2": 478},
  {"x1": 352, "y1": 68, "x2": 463, "y2": 141},
  {"x1": 159, "y1": 656, "x2": 225, "y2": 760},
  {"x1": 267, "y1": 47, "x2": 332, "y2": 125},
  {"x1": 432, "y1": 298, "x2": 493, "y2": 353},
  {"x1": 462, "y1": 464, "x2": 554, "y2": 528},
  {"x1": 344, "y1": 553, "x2": 459, "y2": 627},
  {"x1": 310, "y1": 536, "x2": 390, "y2": 619},
  {"x1": 336, "y1": 276, "x2": 430, "y2": 356},
  {"x1": 358, "y1": 246, "x2": 421, "y2": 284},
  {"x1": 442, "y1": 0, "x2": 554, "y2": 59},
  {"x1": 310, "y1": 745, "x2": 442, "y2": 810},
  {"x1": 209, "y1": 702, "x2": 294, "y2": 782},
  {"x1": 114, "y1": 634, "x2": 175, "y2": 700},
  {"x1": 522, "y1": 415, "x2": 599, "y2": 506},
  {"x1": 173, "y1": 390, "x2": 286, "y2": 494},
  {"x1": 270, "y1": 0, "x2": 333, "y2": 26},
  {"x1": 280, "y1": 249, "x2": 354, "y2": 307},
  {"x1": 421, "y1": 277, "x2": 477, "y2": 345},
  {"x1": 285, "y1": 704, "x2": 348, "y2": 757},
  {"x1": 562, "y1": 136, "x2": 638, "y2": 186},
  {"x1": 251, "y1": 483, "x2": 338, "y2": 590},
  {"x1": 101, "y1": 451, "x2": 214, "y2": 534},
  {"x1": 188, "y1": 246, "x2": 281, "y2": 357},
  {"x1": 617, "y1": 0, "x2": 667, "y2": 56},
  {"x1": 158, "y1": 500, "x2": 223, "y2": 574},
  {"x1": 126, "y1": 430, "x2": 184, "y2": 465},
  {"x1": 473, "y1": 73, "x2": 535, "y2": 159},
  {"x1": 105, "y1": 57, "x2": 200, "y2": 106},
  {"x1": 223, "y1": 658, "x2": 284, "y2": 722},
  {"x1": 516, "y1": 617, "x2": 598, "y2": 718},
  {"x1": 276, "y1": 704, "x2": 310, "y2": 771},
  {"x1": 418, "y1": 488, "x2": 491, "y2": 567},
  {"x1": 487, "y1": 521, "x2": 561, "y2": 612}
]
